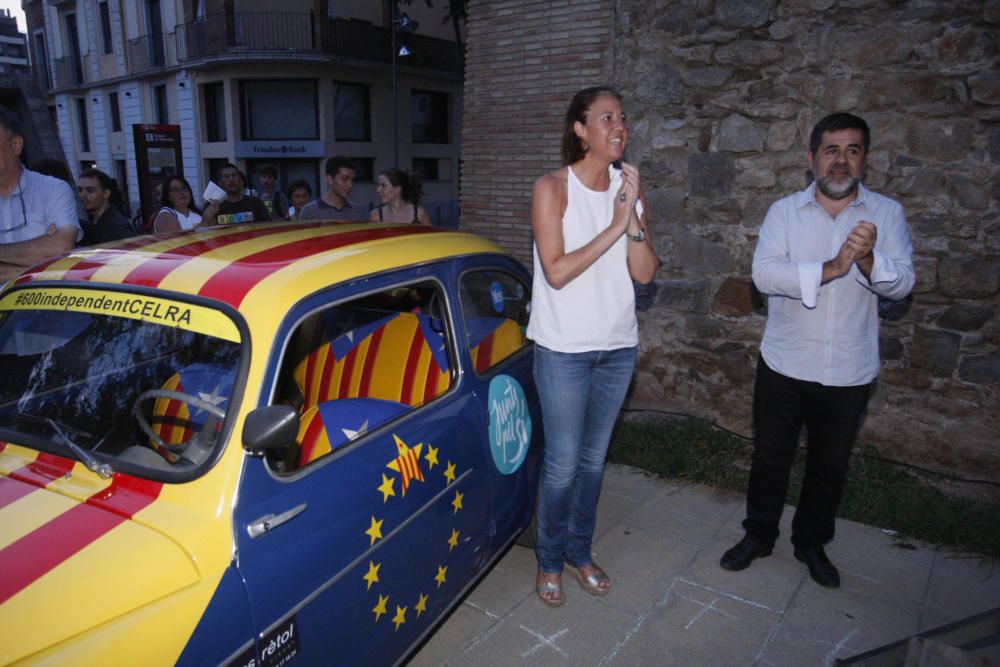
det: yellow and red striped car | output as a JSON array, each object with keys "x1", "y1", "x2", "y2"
[{"x1": 0, "y1": 221, "x2": 540, "y2": 666}]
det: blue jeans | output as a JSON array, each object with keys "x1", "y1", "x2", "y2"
[{"x1": 534, "y1": 345, "x2": 637, "y2": 573}]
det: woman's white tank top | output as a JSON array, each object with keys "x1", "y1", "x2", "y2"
[{"x1": 526, "y1": 166, "x2": 637, "y2": 352}]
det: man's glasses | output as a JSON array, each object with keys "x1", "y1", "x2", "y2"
[{"x1": 1, "y1": 182, "x2": 29, "y2": 235}]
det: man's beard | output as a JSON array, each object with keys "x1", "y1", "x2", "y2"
[{"x1": 815, "y1": 167, "x2": 864, "y2": 200}]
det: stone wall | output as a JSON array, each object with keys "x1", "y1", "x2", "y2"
[{"x1": 463, "y1": 0, "x2": 1000, "y2": 490}]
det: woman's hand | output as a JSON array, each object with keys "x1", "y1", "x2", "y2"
[{"x1": 614, "y1": 162, "x2": 641, "y2": 233}]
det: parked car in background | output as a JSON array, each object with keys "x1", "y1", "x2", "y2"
[{"x1": 0, "y1": 221, "x2": 540, "y2": 666}]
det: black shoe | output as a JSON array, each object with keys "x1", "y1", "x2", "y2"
[
  {"x1": 720, "y1": 535, "x2": 773, "y2": 571},
  {"x1": 794, "y1": 545, "x2": 840, "y2": 588}
]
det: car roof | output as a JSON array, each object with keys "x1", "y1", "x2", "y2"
[{"x1": 12, "y1": 222, "x2": 510, "y2": 316}]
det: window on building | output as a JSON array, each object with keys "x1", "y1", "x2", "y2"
[
  {"x1": 411, "y1": 158, "x2": 439, "y2": 182},
  {"x1": 333, "y1": 82, "x2": 370, "y2": 142},
  {"x1": 203, "y1": 82, "x2": 226, "y2": 142},
  {"x1": 240, "y1": 80, "x2": 318, "y2": 140},
  {"x1": 64, "y1": 12, "x2": 83, "y2": 84},
  {"x1": 154, "y1": 83, "x2": 168, "y2": 124},
  {"x1": 115, "y1": 160, "x2": 129, "y2": 210},
  {"x1": 33, "y1": 31, "x2": 50, "y2": 89},
  {"x1": 145, "y1": 0, "x2": 165, "y2": 67},
  {"x1": 109, "y1": 91, "x2": 122, "y2": 132},
  {"x1": 99, "y1": 1, "x2": 113, "y2": 55},
  {"x1": 411, "y1": 90, "x2": 449, "y2": 144},
  {"x1": 349, "y1": 158, "x2": 374, "y2": 183},
  {"x1": 76, "y1": 98, "x2": 91, "y2": 153}
]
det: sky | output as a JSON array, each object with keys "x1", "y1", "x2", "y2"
[{"x1": 0, "y1": 0, "x2": 26, "y2": 33}]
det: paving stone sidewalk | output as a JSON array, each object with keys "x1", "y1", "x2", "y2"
[{"x1": 409, "y1": 464, "x2": 1000, "y2": 666}]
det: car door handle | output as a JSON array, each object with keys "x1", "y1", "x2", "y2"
[{"x1": 247, "y1": 503, "x2": 308, "y2": 539}]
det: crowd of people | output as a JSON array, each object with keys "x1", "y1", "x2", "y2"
[{"x1": 0, "y1": 106, "x2": 433, "y2": 278}]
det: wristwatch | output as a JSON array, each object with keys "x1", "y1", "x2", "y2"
[{"x1": 627, "y1": 227, "x2": 646, "y2": 242}]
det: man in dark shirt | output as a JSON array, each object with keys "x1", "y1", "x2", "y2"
[
  {"x1": 78, "y1": 168, "x2": 134, "y2": 246},
  {"x1": 299, "y1": 156, "x2": 367, "y2": 221},
  {"x1": 201, "y1": 163, "x2": 271, "y2": 225}
]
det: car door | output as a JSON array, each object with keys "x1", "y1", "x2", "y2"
[
  {"x1": 231, "y1": 266, "x2": 494, "y2": 666},
  {"x1": 452, "y1": 256, "x2": 542, "y2": 549}
]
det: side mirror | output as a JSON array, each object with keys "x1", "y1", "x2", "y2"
[{"x1": 242, "y1": 405, "x2": 299, "y2": 453}]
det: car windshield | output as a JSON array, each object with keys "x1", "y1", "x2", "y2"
[{"x1": 0, "y1": 287, "x2": 243, "y2": 481}]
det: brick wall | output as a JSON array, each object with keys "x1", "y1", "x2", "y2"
[{"x1": 461, "y1": 0, "x2": 615, "y2": 263}]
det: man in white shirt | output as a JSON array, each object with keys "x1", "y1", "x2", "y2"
[
  {"x1": 0, "y1": 108, "x2": 79, "y2": 281},
  {"x1": 720, "y1": 113, "x2": 915, "y2": 588}
]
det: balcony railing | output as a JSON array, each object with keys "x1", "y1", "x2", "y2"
[
  {"x1": 176, "y1": 12, "x2": 315, "y2": 60},
  {"x1": 176, "y1": 12, "x2": 461, "y2": 75},
  {"x1": 52, "y1": 52, "x2": 89, "y2": 88},
  {"x1": 127, "y1": 32, "x2": 169, "y2": 74}
]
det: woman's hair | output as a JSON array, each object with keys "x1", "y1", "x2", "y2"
[
  {"x1": 287, "y1": 179, "x2": 312, "y2": 199},
  {"x1": 159, "y1": 176, "x2": 202, "y2": 214},
  {"x1": 561, "y1": 86, "x2": 623, "y2": 165},
  {"x1": 380, "y1": 168, "x2": 424, "y2": 205}
]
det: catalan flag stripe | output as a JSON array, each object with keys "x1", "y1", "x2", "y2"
[
  {"x1": 197, "y1": 226, "x2": 436, "y2": 308},
  {"x1": 0, "y1": 473, "x2": 162, "y2": 605}
]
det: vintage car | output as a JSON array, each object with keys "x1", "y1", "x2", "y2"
[{"x1": 0, "y1": 221, "x2": 540, "y2": 666}]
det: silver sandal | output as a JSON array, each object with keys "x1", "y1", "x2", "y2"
[
  {"x1": 535, "y1": 576, "x2": 564, "y2": 607},
  {"x1": 566, "y1": 563, "x2": 611, "y2": 596}
]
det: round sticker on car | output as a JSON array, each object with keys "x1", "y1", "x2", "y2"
[{"x1": 487, "y1": 374, "x2": 531, "y2": 475}]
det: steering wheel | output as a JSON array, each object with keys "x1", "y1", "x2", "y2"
[{"x1": 132, "y1": 389, "x2": 227, "y2": 465}]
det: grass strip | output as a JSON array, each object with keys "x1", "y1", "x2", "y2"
[{"x1": 607, "y1": 414, "x2": 1000, "y2": 559}]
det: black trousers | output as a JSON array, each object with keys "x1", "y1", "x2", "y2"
[{"x1": 743, "y1": 356, "x2": 872, "y2": 549}]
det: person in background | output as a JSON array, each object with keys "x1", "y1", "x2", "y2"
[
  {"x1": 720, "y1": 112, "x2": 914, "y2": 589},
  {"x1": 299, "y1": 156, "x2": 366, "y2": 221},
  {"x1": 527, "y1": 86, "x2": 658, "y2": 607},
  {"x1": 370, "y1": 168, "x2": 433, "y2": 226},
  {"x1": 153, "y1": 175, "x2": 202, "y2": 233},
  {"x1": 200, "y1": 163, "x2": 271, "y2": 226},
  {"x1": 257, "y1": 164, "x2": 288, "y2": 219},
  {"x1": 286, "y1": 180, "x2": 312, "y2": 221},
  {"x1": 77, "y1": 168, "x2": 134, "y2": 246},
  {"x1": 0, "y1": 108, "x2": 79, "y2": 280}
]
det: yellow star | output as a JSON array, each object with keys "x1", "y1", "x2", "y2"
[
  {"x1": 443, "y1": 461, "x2": 456, "y2": 485},
  {"x1": 424, "y1": 444, "x2": 439, "y2": 469},
  {"x1": 451, "y1": 490, "x2": 463, "y2": 514},
  {"x1": 392, "y1": 604, "x2": 407, "y2": 631},
  {"x1": 362, "y1": 561, "x2": 381, "y2": 590},
  {"x1": 386, "y1": 434, "x2": 425, "y2": 495},
  {"x1": 415, "y1": 593, "x2": 428, "y2": 618},
  {"x1": 372, "y1": 593, "x2": 389, "y2": 622},
  {"x1": 435, "y1": 564, "x2": 447, "y2": 588},
  {"x1": 377, "y1": 474, "x2": 396, "y2": 503},
  {"x1": 365, "y1": 516, "x2": 384, "y2": 546},
  {"x1": 448, "y1": 528, "x2": 460, "y2": 551}
]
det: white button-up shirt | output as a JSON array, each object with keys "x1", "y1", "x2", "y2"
[
  {"x1": 0, "y1": 168, "x2": 79, "y2": 243},
  {"x1": 752, "y1": 182, "x2": 915, "y2": 387}
]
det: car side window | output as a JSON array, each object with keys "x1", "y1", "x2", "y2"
[
  {"x1": 459, "y1": 270, "x2": 531, "y2": 375},
  {"x1": 270, "y1": 281, "x2": 453, "y2": 472}
]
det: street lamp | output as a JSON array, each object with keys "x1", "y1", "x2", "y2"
[{"x1": 392, "y1": 3, "x2": 417, "y2": 167}]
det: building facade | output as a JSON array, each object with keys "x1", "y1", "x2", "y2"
[{"x1": 24, "y1": 0, "x2": 464, "y2": 221}]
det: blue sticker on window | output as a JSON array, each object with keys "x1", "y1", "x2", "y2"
[
  {"x1": 489, "y1": 281, "x2": 504, "y2": 313},
  {"x1": 487, "y1": 374, "x2": 531, "y2": 475}
]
